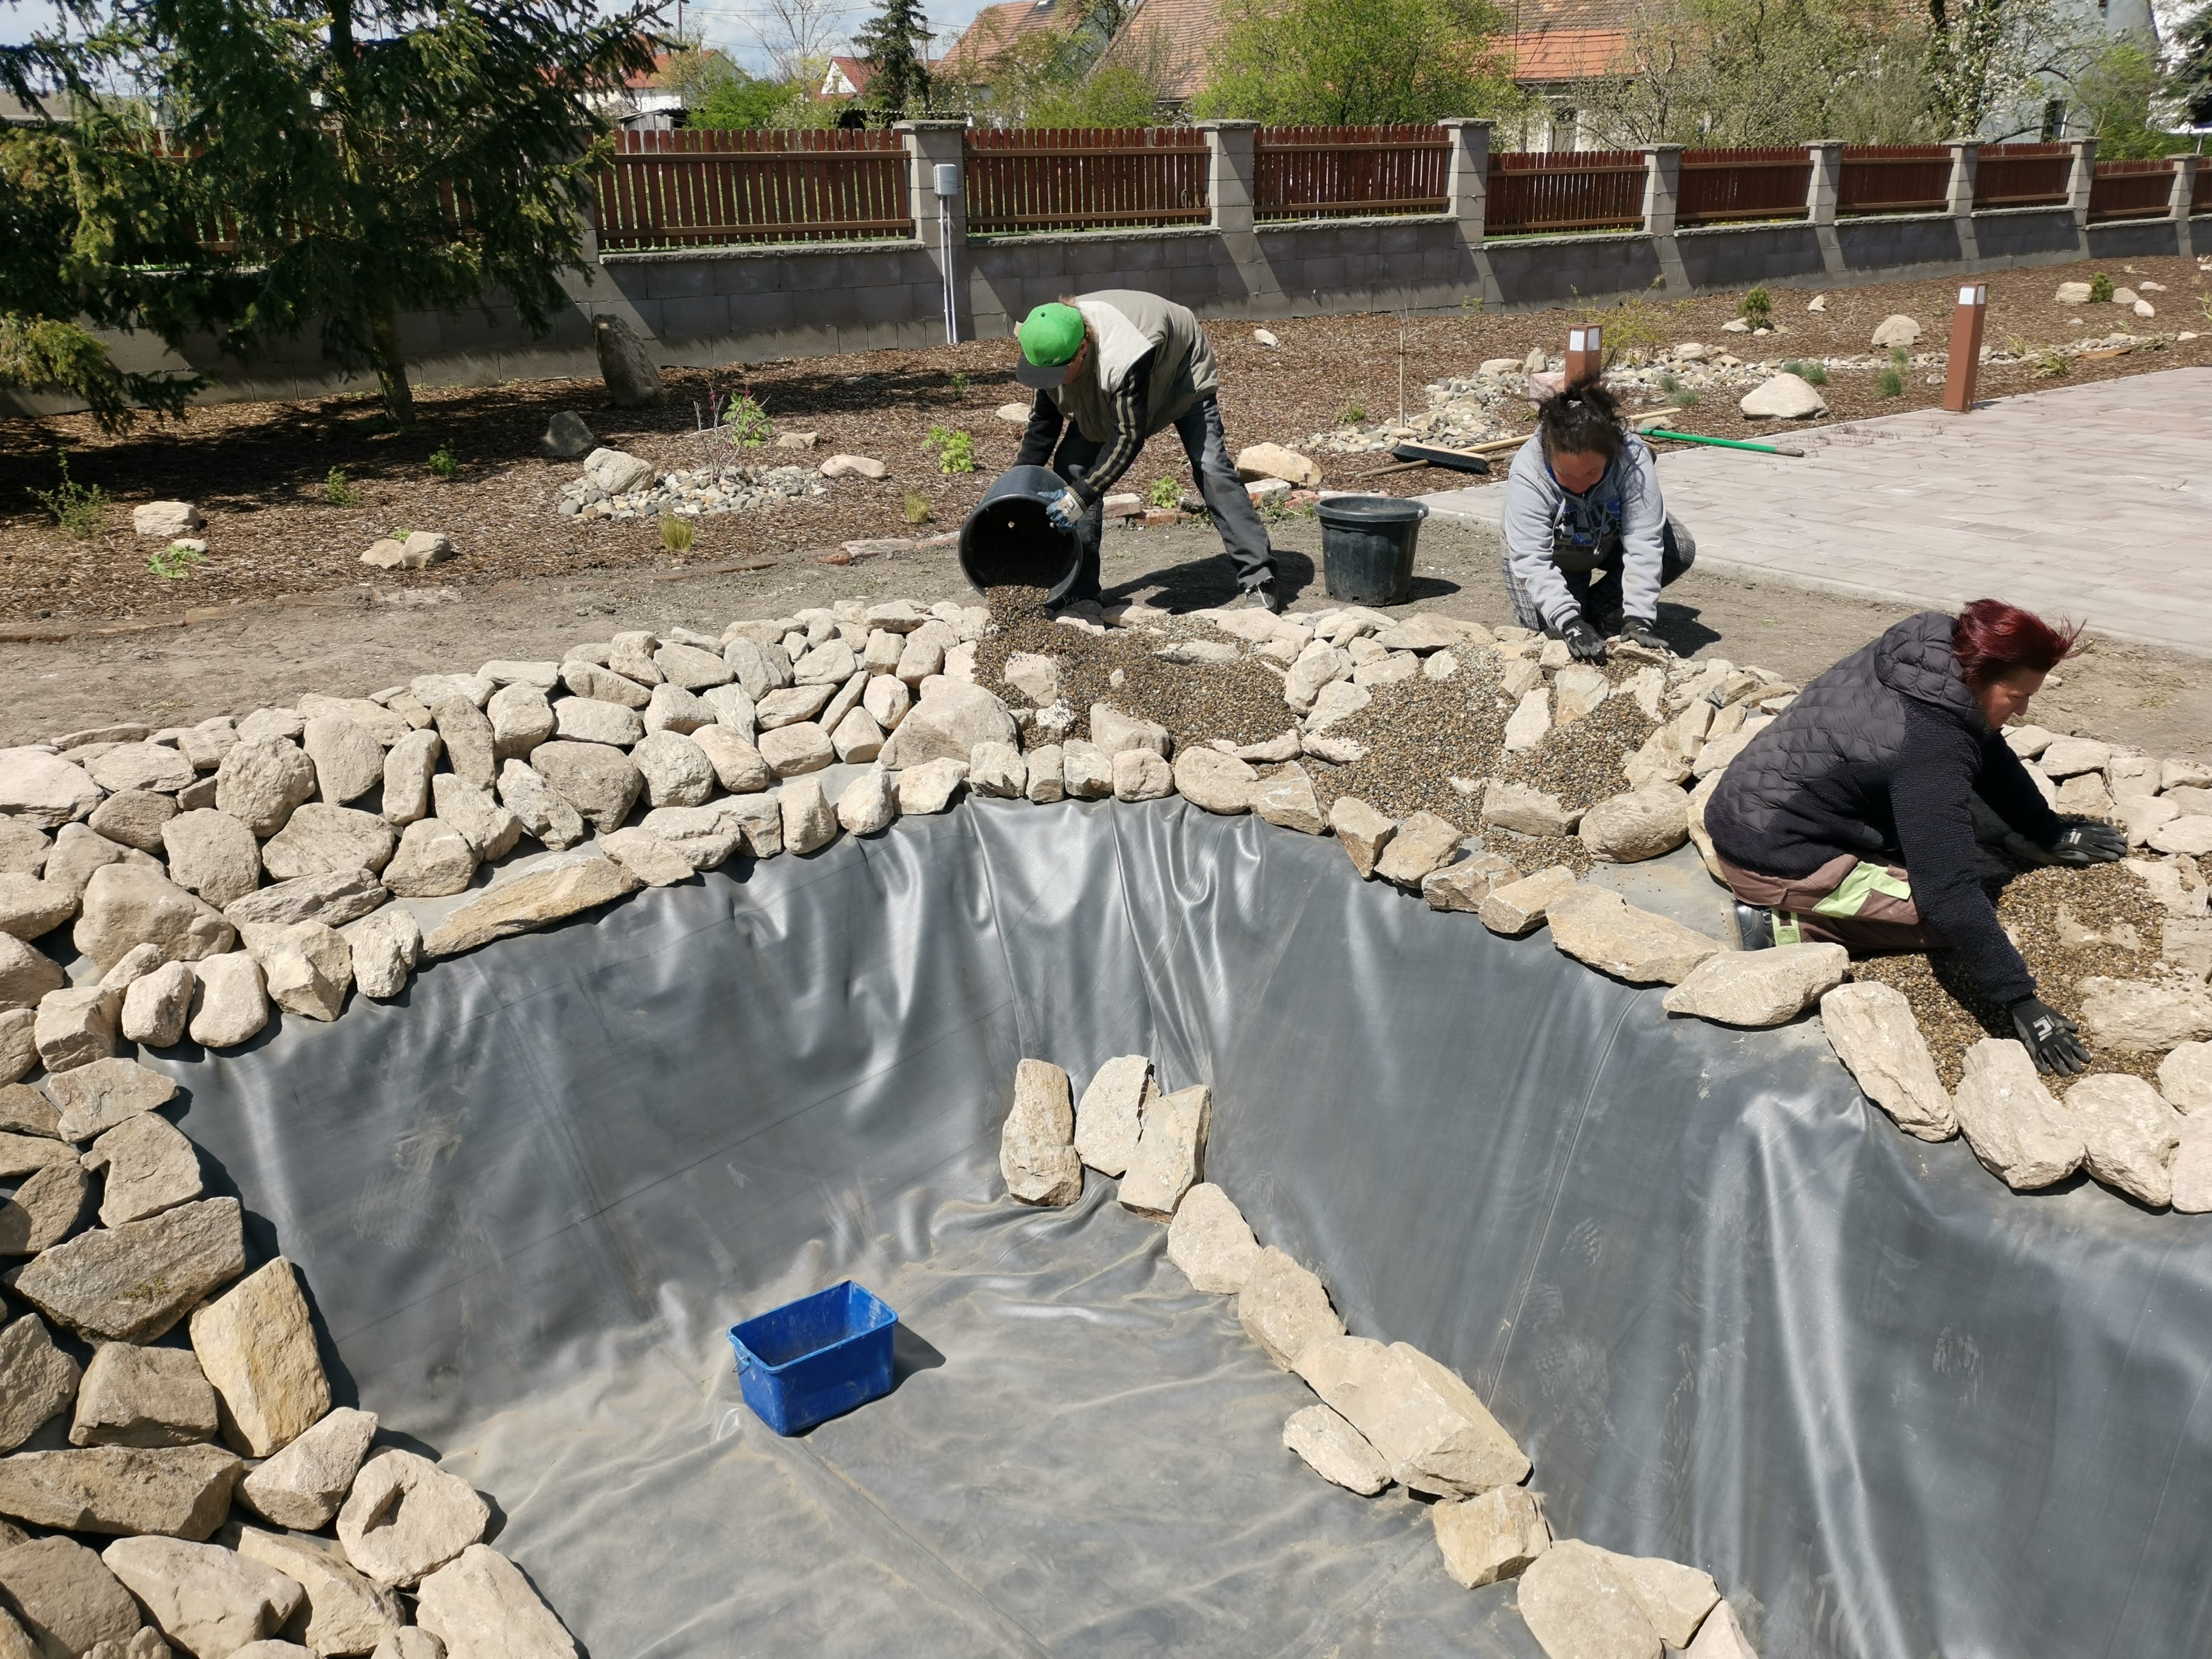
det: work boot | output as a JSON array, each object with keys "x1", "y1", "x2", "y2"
[
  {"x1": 1243, "y1": 578, "x2": 1285, "y2": 615},
  {"x1": 1733, "y1": 902, "x2": 1776, "y2": 951}
]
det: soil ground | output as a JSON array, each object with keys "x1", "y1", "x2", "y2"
[
  {"x1": 6, "y1": 514, "x2": 2208, "y2": 765},
  {"x1": 2, "y1": 250, "x2": 2207, "y2": 628}
]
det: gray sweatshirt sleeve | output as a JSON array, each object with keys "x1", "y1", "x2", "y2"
[
  {"x1": 1614, "y1": 436, "x2": 1669, "y2": 625},
  {"x1": 1501, "y1": 438, "x2": 1580, "y2": 630}
]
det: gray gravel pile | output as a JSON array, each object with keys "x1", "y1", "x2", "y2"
[{"x1": 557, "y1": 463, "x2": 823, "y2": 522}]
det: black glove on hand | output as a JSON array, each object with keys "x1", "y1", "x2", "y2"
[
  {"x1": 1560, "y1": 615, "x2": 1608, "y2": 663},
  {"x1": 2038, "y1": 821, "x2": 2128, "y2": 868},
  {"x1": 2011, "y1": 995, "x2": 2091, "y2": 1076},
  {"x1": 1617, "y1": 618, "x2": 1665, "y2": 653}
]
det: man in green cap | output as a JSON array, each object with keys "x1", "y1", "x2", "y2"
[{"x1": 1013, "y1": 290, "x2": 1282, "y2": 613}]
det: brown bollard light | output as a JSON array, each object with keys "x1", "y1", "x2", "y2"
[
  {"x1": 1566, "y1": 324, "x2": 1604, "y2": 389},
  {"x1": 1942, "y1": 283, "x2": 1988, "y2": 414}
]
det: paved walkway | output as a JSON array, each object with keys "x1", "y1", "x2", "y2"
[{"x1": 1418, "y1": 366, "x2": 2212, "y2": 657}]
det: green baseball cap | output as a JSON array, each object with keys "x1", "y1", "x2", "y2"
[{"x1": 1015, "y1": 303, "x2": 1085, "y2": 387}]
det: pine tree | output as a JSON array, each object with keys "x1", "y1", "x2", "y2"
[{"x1": 854, "y1": 0, "x2": 933, "y2": 117}]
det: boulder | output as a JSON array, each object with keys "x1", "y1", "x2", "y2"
[
  {"x1": 1253, "y1": 765, "x2": 1326, "y2": 834},
  {"x1": 592, "y1": 317, "x2": 663, "y2": 409},
  {"x1": 159, "y1": 812, "x2": 261, "y2": 909},
  {"x1": 69, "y1": 1344, "x2": 216, "y2": 1449},
  {"x1": 1233, "y1": 443, "x2": 1321, "y2": 488},
  {"x1": 1552, "y1": 663, "x2": 1610, "y2": 725},
  {"x1": 234, "y1": 1527, "x2": 406, "y2": 1657},
  {"x1": 2151, "y1": 817, "x2": 2212, "y2": 858},
  {"x1": 1002, "y1": 653, "x2": 1061, "y2": 708},
  {"x1": 2037, "y1": 735, "x2": 2109, "y2": 778},
  {"x1": 414, "y1": 1544, "x2": 577, "y2": 1659},
  {"x1": 187, "y1": 1259, "x2": 329, "y2": 1458},
  {"x1": 862, "y1": 675, "x2": 910, "y2": 734},
  {"x1": 689, "y1": 729, "x2": 772, "y2": 796},
  {"x1": 1025, "y1": 745, "x2": 1066, "y2": 804},
  {"x1": 1304, "y1": 680, "x2": 1370, "y2": 734},
  {"x1": 1432, "y1": 1485, "x2": 1549, "y2": 1588},
  {"x1": 895, "y1": 758, "x2": 967, "y2": 816},
  {"x1": 1091, "y1": 706, "x2": 1171, "y2": 760},
  {"x1": 757, "y1": 723, "x2": 835, "y2": 779},
  {"x1": 721, "y1": 638, "x2": 791, "y2": 702},
  {"x1": 100, "y1": 1538, "x2": 302, "y2": 1658},
  {"x1": 213, "y1": 740, "x2": 315, "y2": 838},
  {"x1": 597, "y1": 829, "x2": 686, "y2": 889},
  {"x1": 1953, "y1": 1038, "x2": 2085, "y2": 1190},
  {"x1": 1165, "y1": 1181, "x2": 1259, "y2": 1293},
  {"x1": 1282, "y1": 1404, "x2": 1391, "y2": 1496},
  {"x1": 0, "y1": 877, "x2": 75, "y2": 945},
  {"x1": 1119, "y1": 1084, "x2": 1209, "y2": 1220},
  {"x1": 2055, "y1": 281, "x2": 2093, "y2": 304},
  {"x1": 967, "y1": 741, "x2": 1024, "y2": 799},
  {"x1": 41, "y1": 827, "x2": 141, "y2": 903},
  {"x1": 629, "y1": 733, "x2": 716, "y2": 811},
  {"x1": 2174, "y1": 1113, "x2": 2212, "y2": 1213},
  {"x1": 0, "y1": 1017, "x2": 29, "y2": 1089},
  {"x1": 0, "y1": 1445, "x2": 241, "y2": 1541},
  {"x1": 1739, "y1": 372, "x2": 1827, "y2": 420},
  {"x1": 375, "y1": 731, "x2": 440, "y2": 828},
  {"x1": 1547, "y1": 888, "x2": 1724, "y2": 985},
  {"x1": 830, "y1": 708, "x2": 885, "y2": 765},
  {"x1": 1236, "y1": 1247, "x2": 1344, "y2": 1370},
  {"x1": 132, "y1": 503, "x2": 201, "y2": 540},
  {"x1": 1284, "y1": 645, "x2": 1349, "y2": 711},
  {"x1": 1817, "y1": 982, "x2": 1956, "y2": 1140},
  {"x1": 2159, "y1": 1042, "x2": 2212, "y2": 1113},
  {"x1": 999, "y1": 1059, "x2": 1081, "y2": 1207},
  {"x1": 1373, "y1": 812, "x2": 1461, "y2": 890},
  {"x1": 0, "y1": 937, "x2": 64, "y2": 1015},
  {"x1": 0, "y1": 1087, "x2": 60, "y2": 1138},
  {"x1": 300, "y1": 718, "x2": 383, "y2": 808},
  {"x1": 1328, "y1": 797, "x2": 1395, "y2": 879},
  {"x1": 1423, "y1": 850, "x2": 1518, "y2": 914},
  {"x1": 560, "y1": 663, "x2": 649, "y2": 712},
  {"x1": 1292, "y1": 1335, "x2": 1530, "y2": 1497},
  {"x1": 335, "y1": 1450, "x2": 488, "y2": 1588},
  {"x1": 1111, "y1": 748, "x2": 1172, "y2": 803},
  {"x1": 224, "y1": 870, "x2": 384, "y2": 931},
  {"x1": 420, "y1": 854, "x2": 640, "y2": 959},
  {"x1": 1684, "y1": 1601, "x2": 1758, "y2": 1659},
  {"x1": 1173, "y1": 749, "x2": 1256, "y2": 814},
  {"x1": 756, "y1": 686, "x2": 833, "y2": 731},
  {"x1": 47, "y1": 1057, "x2": 178, "y2": 1145},
  {"x1": 1515, "y1": 1540, "x2": 1664, "y2": 1659},
  {"x1": 185, "y1": 954, "x2": 266, "y2": 1050},
  {"x1": 1479, "y1": 865, "x2": 1578, "y2": 936},
  {"x1": 1482, "y1": 780, "x2": 1580, "y2": 838},
  {"x1": 551, "y1": 697, "x2": 643, "y2": 749},
  {"x1": 1503, "y1": 688, "x2": 1551, "y2": 753},
  {"x1": 2066, "y1": 1073, "x2": 2184, "y2": 1207},
  {"x1": 2076, "y1": 976, "x2": 2212, "y2": 1052},
  {"x1": 0, "y1": 1318, "x2": 79, "y2": 1453},
  {"x1": 879, "y1": 683, "x2": 1016, "y2": 768},
  {"x1": 10, "y1": 1196, "x2": 245, "y2": 1343},
  {"x1": 74, "y1": 868, "x2": 233, "y2": 974},
  {"x1": 237, "y1": 1406, "x2": 376, "y2": 1531},
  {"x1": 265, "y1": 803, "x2": 400, "y2": 882},
  {"x1": 486, "y1": 687, "x2": 557, "y2": 762},
  {"x1": 1579, "y1": 788, "x2": 1689, "y2": 862},
  {"x1": 1663, "y1": 942, "x2": 1846, "y2": 1027},
  {"x1": 778, "y1": 778, "x2": 838, "y2": 855},
  {"x1": 493, "y1": 763, "x2": 586, "y2": 853},
  {"x1": 654, "y1": 643, "x2": 733, "y2": 692},
  {"x1": 0, "y1": 1537, "x2": 143, "y2": 1657},
  {"x1": 792, "y1": 641, "x2": 858, "y2": 689},
  {"x1": 631, "y1": 807, "x2": 739, "y2": 872},
  {"x1": 381, "y1": 821, "x2": 477, "y2": 899},
  {"x1": 819, "y1": 454, "x2": 886, "y2": 480},
  {"x1": 0, "y1": 752, "x2": 102, "y2": 831},
  {"x1": 85, "y1": 793, "x2": 176, "y2": 857},
  {"x1": 1589, "y1": 1548, "x2": 1721, "y2": 1647},
  {"x1": 1870, "y1": 313, "x2": 1921, "y2": 347},
  {"x1": 33, "y1": 985, "x2": 119, "y2": 1074},
  {"x1": 724, "y1": 796, "x2": 783, "y2": 859},
  {"x1": 835, "y1": 770, "x2": 897, "y2": 837},
  {"x1": 538, "y1": 412, "x2": 595, "y2": 460},
  {"x1": 0, "y1": 1165, "x2": 89, "y2": 1254},
  {"x1": 1073, "y1": 1056, "x2": 1151, "y2": 1177}
]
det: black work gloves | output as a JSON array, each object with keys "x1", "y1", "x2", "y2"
[
  {"x1": 1560, "y1": 614, "x2": 1607, "y2": 663},
  {"x1": 2011, "y1": 995, "x2": 2091, "y2": 1076},
  {"x1": 1617, "y1": 618, "x2": 1666, "y2": 653},
  {"x1": 2037, "y1": 821, "x2": 2128, "y2": 867}
]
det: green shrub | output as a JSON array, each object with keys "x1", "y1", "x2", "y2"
[
  {"x1": 1739, "y1": 287, "x2": 1772, "y2": 329},
  {"x1": 723, "y1": 395, "x2": 773, "y2": 447},
  {"x1": 950, "y1": 372, "x2": 970, "y2": 397},
  {"x1": 324, "y1": 466, "x2": 361, "y2": 506},
  {"x1": 1336, "y1": 398, "x2": 1366, "y2": 424},
  {"x1": 659, "y1": 513, "x2": 695, "y2": 552},
  {"x1": 146, "y1": 540, "x2": 204, "y2": 579},
  {"x1": 32, "y1": 452, "x2": 106, "y2": 538},
  {"x1": 1147, "y1": 476, "x2": 1182, "y2": 509},
  {"x1": 2088, "y1": 272, "x2": 2114, "y2": 303},
  {"x1": 1877, "y1": 367, "x2": 1905, "y2": 397},
  {"x1": 923, "y1": 426, "x2": 976, "y2": 474},
  {"x1": 427, "y1": 445, "x2": 458, "y2": 479}
]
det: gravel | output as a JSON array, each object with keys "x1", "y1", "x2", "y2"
[{"x1": 557, "y1": 463, "x2": 823, "y2": 521}]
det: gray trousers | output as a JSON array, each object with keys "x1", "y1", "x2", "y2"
[
  {"x1": 1044, "y1": 394, "x2": 1276, "y2": 606},
  {"x1": 1502, "y1": 515, "x2": 1697, "y2": 634}
]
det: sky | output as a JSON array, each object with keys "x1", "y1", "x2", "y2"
[{"x1": 0, "y1": 0, "x2": 1006, "y2": 75}]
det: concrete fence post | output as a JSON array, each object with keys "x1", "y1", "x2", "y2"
[
  {"x1": 2171, "y1": 154, "x2": 2199, "y2": 221},
  {"x1": 1943, "y1": 139, "x2": 1980, "y2": 218},
  {"x1": 1199, "y1": 120, "x2": 1258, "y2": 238},
  {"x1": 1642, "y1": 144, "x2": 1682, "y2": 236},
  {"x1": 897, "y1": 119, "x2": 969, "y2": 344},
  {"x1": 1805, "y1": 141, "x2": 1843, "y2": 226},
  {"x1": 1439, "y1": 118, "x2": 1491, "y2": 245},
  {"x1": 2066, "y1": 136, "x2": 2099, "y2": 226}
]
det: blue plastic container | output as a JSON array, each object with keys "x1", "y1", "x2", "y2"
[{"x1": 727, "y1": 1281, "x2": 899, "y2": 1435}]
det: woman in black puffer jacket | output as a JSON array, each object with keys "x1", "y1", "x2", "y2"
[{"x1": 1705, "y1": 599, "x2": 2126, "y2": 1074}]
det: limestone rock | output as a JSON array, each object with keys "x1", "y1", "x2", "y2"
[
  {"x1": 1002, "y1": 654, "x2": 1060, "y2": 708},
  {"x1": 259, "y1": 805, "x2": 396, "y2": 883},
  {"x1": 1250, "y1": 765, "x2": 1324, "y2": 834},
  {"x1": 132, "y1": 503, "x2": 201, "y2": 540},
  {"x1": 0, "y1": 752, "x2": 103, "y2": 831},
  {"x1": 1172, "y1": 749, "x2": 1256, "y2": 814},
  {"x1": 1482, "y1": 780, "x2": 1581, "y2": 838},
  {"x1": 862, "y1": 675, "x2": 910, "y2": 734},
  {"x1": 1546, "y1": 888, "x2": 1723, "y2": 985},
  {"x1": 244, "y1": 922, "x2": 351, "y2": 1022},
  {"x1": 632, "y1": 807, "x2": 738, "y2": 872},
  {"x1": 1293, "y1": 1336, "x2": 1530, "y2": 1497},
  {"x1": 74, "y1": 869, "x2": 233, "y2": 975},
  {"x1": 724, "y1": 796, "x2": 783, "y2": 859},
  {"x1": 0, "y1": 1537, "x2": 143, "y2": 1657},
  {"x1": 2174, "y1": 1113, "x2": 2212, "y2": 1213},
  {"x1": 85, "y1": 794, "x2": 176, "y2": 857},
  {"x1": 85, "y1": 1114, "x2": 199, "y2": 1228},
  {"x1": 773, "y1": 778, "x2": 833, "y2": 856},
  {"x1": 626, "y1": 733, "x2": 714, "y2": 811},
  {"x1": 645, "y1": 686, "x2": 716, "y2": 745},
  {"x1": 382, "y1": 822, "x2": 476, "y2": 900},
  {"x1": 33, "y1": 986, "x2": 119, "y2": 1074},
  {"x1": 1953, "y1": 1038, "x2": 2085, "y2": 1190},
  {"x1": 1579, "y1": 789, "x2": 1689, "y2": 863},
  {"x1": 0, "y1": 1446, "x2": 241, "y2": 1540},
  {"x1": 0, "y1": 1165, "x2": 89, "y2": 1255},
  {"x1": 1236, "y1": 1247, "x2": 1343, "y2": 1370},
  {"x1": 1869, "y1": 313, "x2": 1921, "y2": 347},
  {"x1": 485, "y1": 688, "x2": 556, "y2": 764},
  {"x1": 879, "y1": 683, "x2": 1016, "y2": 768},
  {"x1": 1328, "y1": 797, "x2": 1394, "y2": 879},
  {"x1": 414, "y1": 1544, "x2": 576, "y2": 1659},
  {"x1": 2160, "y1": 1042, "x2": 2212, "y2": 1114},
  {"x1": 1663, "y1": 942, "x2": 1846, "y2": 1027},
  {"x1": 236, "y1": 1406, "x2": 375, "y2": 1531},
  {"x1": 214, "y1": 742, "x2": 315, "y2": 838},
  {"x1": 223, "y1": 871, "x2": 384, "y2": 931},
  {"x1": 41, "y1": 828, "x2": 139, "y2": 903},
  {"x1": 1165, "y1": 1181, "x2": 1259, "y2": 1293},
  {"x1": 1589, "y1": 1548, "x2": 1721, "y2": 1647},
  {"x1": 1119, "y1": 1084, "x2": 1209, "y2": 1220},
  {"x1": 1304, "y1": 680, "x2": 1370, "y2": 735},
  {"x1": 1285, "y1": 645, "x2": 1349, "y2": 711},
  {"x1": 1233, "y1": 443, "x2": 1321, "y2": 488},
  {"x1": 967, "y1": 742, "x2": 1024, "y2": 799},
  {"x1": 234, "y1": 1527, "x2": 405, "y2": 1657},
  {"x1": 592, "y1": 317, "x2": 662, "y2": 408},
  {"x1": 1740, "y1": 372, "x2": 1827, "y2": 418},
  {"x1": 756, "y1": 723, "x2": 834, "y2": 779},
  {"x1": 1111, "y1": 749, "x2": 1172, "y2": 802},
  {"x1": 1516, "y1": 1539, "x2": 1664, "y2": 1659},
  {"x1": 1432, "y1": 1485, "x2": 1549, "y2": 1588},
  {"x1": 1282, "y1": 1404, "x2": 1390, "y2": 1496},
  {"x1": 1060, "y1": 742, "x2": 1111, "y2": 800},
  {"x1": 1817, "y1": 982, "x2": 1956, "y2": 1141},
  {"x1": 835, "y1": 770, "x2": 897, "y2": 837},
  {"x1": 2076, "y1": 976, "x2": 2212, "y2": 1052},
  {"x1": 185, "y1": 955, "x2": 266, "y2": 1050},
  {"x1": 187, "y1": 1259, "x2": 328, "y2": 1458},
  {"x1": 0, "y1": 1087, "x2": 59, "y2": 1139},
  {"x1": 999, "y1": 1059, "x2": 1080, "y2": 1207},
  {"x1": 0, "y1": 1133, "x2": 72, "y2": 1177},
  {"x1": 335, "y1": 1450, "x2": 488, "y2": 1589},
  {"x1": 2066, "y1": 1073, "x2": 2184, "y2": 1207},
  {"x1": 69, "y1": 1346, "x2": 215, "y2": 1449},
  {"x1": 100, "y1": 1537, "x2": 301, "y2": 1658},
  {"x1": 0, "y1": 877, "x2": 75, "y2": 945},
  {"x1": 2036, "y1": 735, "x2": 2108, "y2": 778},
  {"x1": 756, "y1": 687, "x2": 832, "y2": 731},
  {"x1": 1091, "y1": 706, "x2": 1170, "y2": 760},
  {"x1": 689, "y1": 730, "x2": 771, "y2": 797},
  {"x1": 896, "y1": 758, "x2": 967, "y2": 816},
  {"x1": 1552, "y1": 664, "x2": 1610, "y2": 724},
  {"x1": 10, "y1": 1197, "x2": 246, "y2": 1344},
  {"x1": 1684, "y1": 1600, "x2": 1758, "y2": 1658},
  {"x1": 0, "y1": 1319, "x2": 78, "y2": 1453},
  {"x1": 1025, "y1": 745, "x2": 1065, "y2": 804},
  {"x1": 551, "y1": 697, "x2": 643, "y2": 749},
  {"x1": 819, "y1": 454, "x2": 885, "y2": 480},
  {"x1": 558, "y1": 663, "x2": 648, "y2": 712},
  {"x1": 0, "y1": 938, "x2": 64, "y2": 1016},
  {"x1": 1374, "y1": 812, "x2": 1461, "y2": 890},
  {"x1": 1423, "y1": 850, "x2": 1518, "y2": 913},
  {"x1": 159, "y1": 813, "x2": 261, "y2": 910},
  {"x1": 1503, "y1": 688, "x2": 1551, "y2": 753},
  {"x1": 1479, "y1": 865, "x2": 1578, "y2": 936},
  {"x1": 301, "y1": 719, "x2": 383, "y2": 808},
  {"x1": 1074, "y1": 1056, "x2": 1150, "y2": 1177},
  {"x1": 333, "y1": 911, "x2": 415, "y2": 1003},
  {"x1": 653, "y1": 643, "x2": 732, "y2": 692},
  {"x1": 421, "y1": 854, "x2": 640, "y2": 959}
]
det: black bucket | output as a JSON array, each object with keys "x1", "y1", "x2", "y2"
[
  {"x1": 1317, "y1": 494, "x2": 1429, "y2": 606},
  {"x1": 959, "y1": 464, "x2": 1081, "y2": 595}
]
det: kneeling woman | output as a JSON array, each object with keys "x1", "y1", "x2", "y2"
[{"x1": 1705, "y1": 599, "x2": 2125, "y2": 1075}]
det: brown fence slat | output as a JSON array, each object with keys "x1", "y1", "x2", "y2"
[
  {"x1": 2196, "y1": 164, "x2": 2212, "y2": 216},
  {"x1": 962, "y1": 126, "x2": 1208, "y2": 237},
  {"x1": 1253, "y1": 124, "x2": 1449, "y2": 222},
  {"x1": 1974, "y1": 142, "x2": 2070, "y2": 209},
  {"x1": 595, "y1": 127, "x2": 912, "y2": 250},
  {"x1": 1835, "y1": 144, "x2": 1951, "y2": 215},
  {"x1": 2088, "y1": 156, "x2": 2177, "y2": 223},
  {"x1": 1675, "y1": 146, "x2": 1812, "y2": 226},
  {"x1": 1485, "y1": 150, "x2": 1647, "y2": 235}
]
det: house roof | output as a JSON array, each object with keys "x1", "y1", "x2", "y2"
[
  {"x1": 939, "y1": 0, "x2": 1080, "y2": 78},
  {"x1": 1097, "y1": 0, "x2": 1224, "y2": 101},
  {"x1": 1506, "y1": 26, "x2": 1629, "y2": 80}
]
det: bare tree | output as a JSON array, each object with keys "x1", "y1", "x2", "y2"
[{"x1": 750, "y1": 0, "x2": 852, "y2": 84}]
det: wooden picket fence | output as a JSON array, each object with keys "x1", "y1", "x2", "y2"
[
  {"x1": 1835, "y1": 144, "x2": 1952, "y2": 215},
  {"x1": 962, "y1": 127, "x2": 1208, "y2": 235},
  {"x1": 2088, "y1": 156, "x2": 2179, "y2": 222},
  {"x1": 2197, "y1": 163, "x2": 2212, "y2": 216},
  {"x1": 1484, "y1": 149, "x2": 1647, "y2": 235},
  {"x1": 594, "y1": 128, "x2": 911, "y2": 250},
  {"x1": 1252, "y1": 125, "x2": 1449, "y2": 221},
  {"x1": 1677, "y1": 146, "x2": 1812, "y2": 226},
  {"x1": 1973, "y1": 142, "x2": 2071, "y2": 209}
]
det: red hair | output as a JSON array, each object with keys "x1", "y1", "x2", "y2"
[{"x1": 1952, "y1": 599, "x2": 2081, "y2": 688}]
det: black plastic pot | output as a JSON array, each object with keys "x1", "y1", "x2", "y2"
[
  {"x1": 959, "y1": 464, "x2": 1081, "y2": 595},
  {"x1": 1317, "y1": 494, "x2": 1429, "y2": 606}
]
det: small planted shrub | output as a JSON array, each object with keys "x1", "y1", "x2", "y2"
[
  {"x1": 659, "y1": 513, "x2": 695, "y2": 552},
  {"x1": 923, "y1": 426, "x2": 976, "y2": 474},
  {"x1": 902, "y1": 488, "x2": 933, "y2": 526},
  {"x1": 325, "y1": 466, "x2": 361, "y2": 506},
  {"x1": 1877, "y1": 367, "x2": 1905, "y2": 398},
  {"x1": 33, "y1": 452, "x2": 106, "y2": 538},
  {"x1": 147, "y1": 540, "x2": 205, "y2": 579},
  {"x1": 1739, "y1": 287, "x2": 1772, "y2": 329},
  {"x1": 427, "y1": 445, "x2": 459, "y2": 479},
  {"x1": 2088, "y1": 272, "x2": 2114, "y2": 304},
  {"x1": 1147, "y1": 476, "x2": 1182, "y2": 509}
]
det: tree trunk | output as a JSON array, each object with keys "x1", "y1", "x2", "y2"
[{"x1": 369, "y1": 301, "x2": 414, "y2": 427}]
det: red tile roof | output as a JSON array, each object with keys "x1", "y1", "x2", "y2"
[{"x1": 1506, "y1": 27, "x2": 1629, "y2": 79}]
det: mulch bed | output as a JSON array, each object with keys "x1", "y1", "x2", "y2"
[{"x1": 2, "y1": 251, "x2": 2205, "y2": 625}]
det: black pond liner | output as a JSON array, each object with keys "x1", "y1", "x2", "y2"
[{"x1": 150, "y1": 800, "x2": 2212, "y2": 1658}]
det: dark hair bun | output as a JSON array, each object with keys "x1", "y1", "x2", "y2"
[{"x1": 1537, "y1": 378, "x2": 1624, "y2": 464}]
